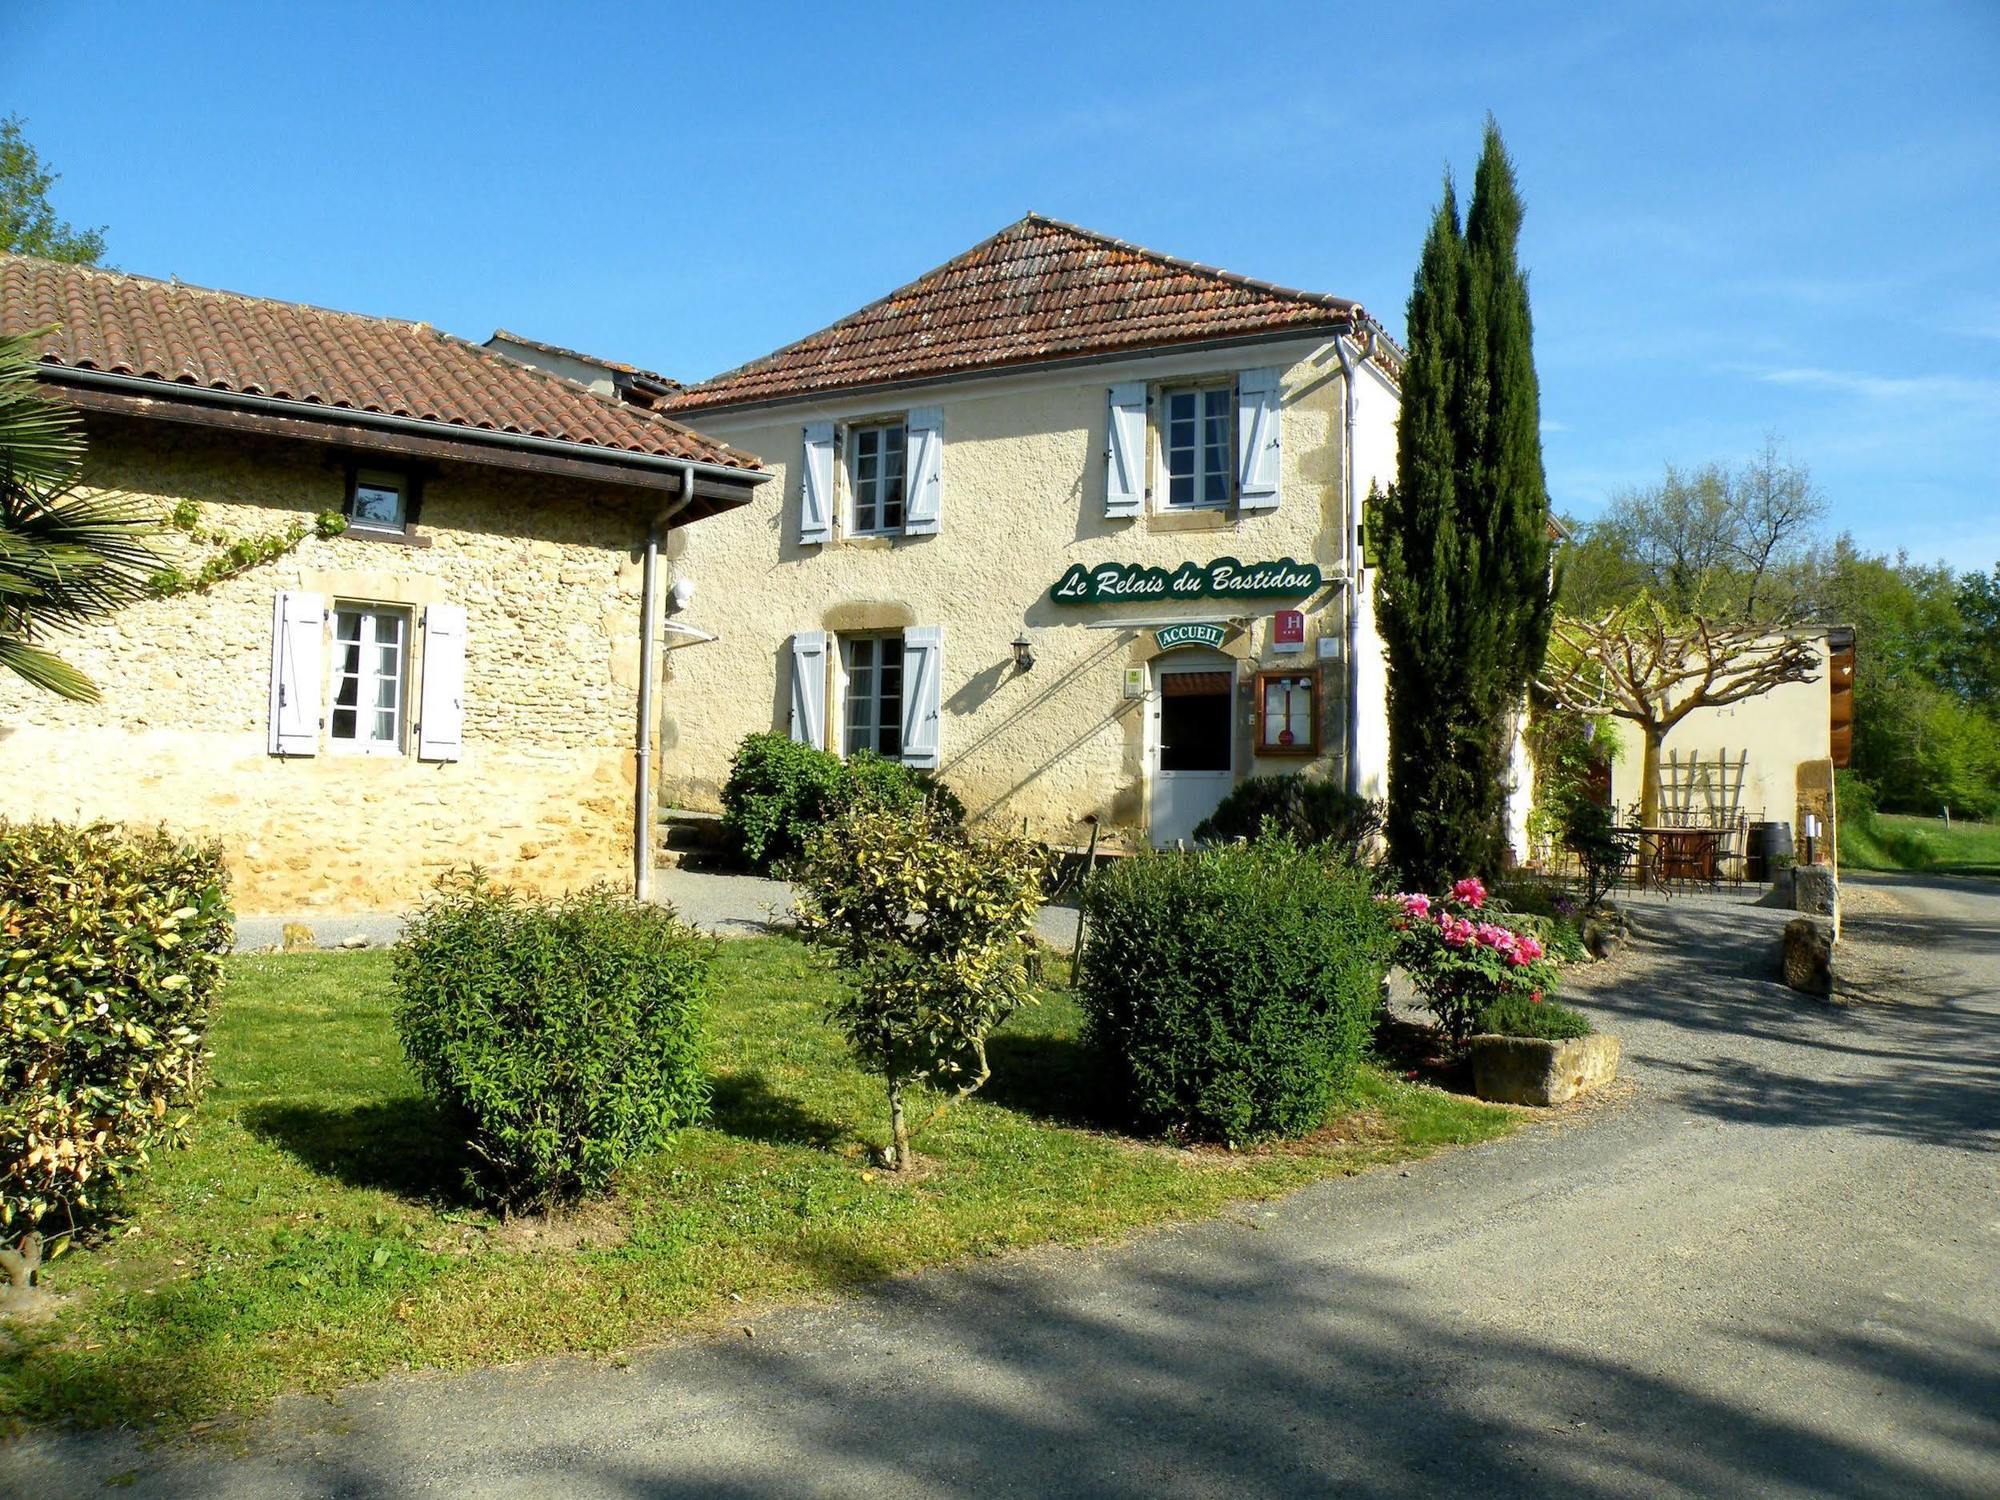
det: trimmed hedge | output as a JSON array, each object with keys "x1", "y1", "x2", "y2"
[
  {"x1": 1076, "y1": 840, "x2": 1392, "y2": 1143},
  {"x1": 1192, "y1": 774, "x2": 1383, "y2": 854},
  {"x1": 719, "y1": 732, "x2": 964, "y2": 870},
  {"x1": 394, "y1": 875, "x2": 712, "y2": 1209},
  {"x1": 2, "y1": 820, "x2": 233, "y2": 1230}
]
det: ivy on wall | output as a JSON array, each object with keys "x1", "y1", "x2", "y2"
[{"x1": 147, "y1": 502, "x2": 348, "y2": 598}]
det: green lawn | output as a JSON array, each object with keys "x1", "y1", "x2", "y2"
[
  {"x1": 0, "y1": 938, "x2": 1513, "y2": 1434},
  {"x1": 1838, "y1": 811, "x2": 2000, "y2": 877}
]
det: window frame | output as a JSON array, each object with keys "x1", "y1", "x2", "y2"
[
  {"x1": 1253, "y1": 667, "x2": 1320, "y2": 757},
  {"x1": 1154, "y1": 378, "x2": 1237, "y2": 511},
  {"x1": 342, "y1": 464, "x2": 427, "y2": 543},
  {"x1": 326, "y1": 601, "x2": 414, "y2": 757},
  {"x1": 843, "y1": 419, "x2": 908, "y2": 537},
  {"x1": 840, "y1": 631, "x2": 906, "y2": 760}
]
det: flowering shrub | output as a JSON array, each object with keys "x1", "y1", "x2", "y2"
[{"x1": 1383, "y1": 876, "x2": 1573, "y2": 1046}]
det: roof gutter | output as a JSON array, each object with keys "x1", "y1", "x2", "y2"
[
  {"x1": 42, "y1": 365, "x2": 769, "y2": 488},
  {"x1": 633, "y1": 464, "x2": 696, "y2": 903}
]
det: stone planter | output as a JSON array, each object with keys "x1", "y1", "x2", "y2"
[{"x1": 1470, "y1": 1032, "x2": 1622, "y2": 1107}]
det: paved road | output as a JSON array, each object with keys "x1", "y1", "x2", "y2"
[
  {"x1": 11, "y1": 874, "x2": 1996, "y2": 1497},
  {"x1": 233, "y1": 868, "x2": 1085, "y2": 952}
]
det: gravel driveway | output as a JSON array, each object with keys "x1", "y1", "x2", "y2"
[{"x1": 12, "y1": 873, "x2": 1996, "y2": 1498}]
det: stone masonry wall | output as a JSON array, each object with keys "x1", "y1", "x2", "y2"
[{"x1": 0, "y1": 415, "x2": 658, "y2": 913}]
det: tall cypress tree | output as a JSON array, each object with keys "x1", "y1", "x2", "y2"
[{"x1": 1376, "y1": 121, "x2": 1554, "y2": 887}]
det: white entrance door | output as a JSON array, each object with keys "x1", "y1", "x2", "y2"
[{"x1": 1149, "y1": 653, "x2": 1236, "y2": 846}]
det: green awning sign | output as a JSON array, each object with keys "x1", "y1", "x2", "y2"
[
  {"x1": 1051, "y1": 555, "x2": 1322, "y2": 605},
  {"x1": 1154, "y1": 623, "x2": 1228, "y2": 652}
]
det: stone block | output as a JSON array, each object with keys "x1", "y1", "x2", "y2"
[
  {"x1": 1470, "y1": 1033, "x2": 1622, "y2": 1107},
  {"x1": 1793, "y1": 864, "x2": 1839, "y2": 937},
  {"x1": 1581, "y1": 902, "x2": 1628, "y2": 960},
  {"x1": 1782, "y1": 915, "x2": 1836, "y2": 998}
]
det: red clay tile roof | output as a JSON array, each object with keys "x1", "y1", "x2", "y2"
[
  {"x1": 0, "y1": 255, "x2": 758, "y2": 470},
  {"x1": 670, "y1": 214, "x2": 1384, "y2": 414}
]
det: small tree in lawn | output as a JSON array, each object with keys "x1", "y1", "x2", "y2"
[
  {"x1": 1538, "y1": 596, "x2": 1822, "y2": 835},
  {"x1": 793, "y1": 803, "x2": 1047, "y2": 1170}
]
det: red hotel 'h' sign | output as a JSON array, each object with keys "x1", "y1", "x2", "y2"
[{"x1": 1272, "y1": 609, "x2": 1305, "y2": 645}]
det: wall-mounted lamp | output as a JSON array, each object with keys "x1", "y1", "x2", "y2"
[{"x1": 1012, "y1": 632, "x2": 1036, "y2": 672}]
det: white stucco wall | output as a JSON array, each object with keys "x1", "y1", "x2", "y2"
[
  {"x1": 1346, "y1": 354, "x2": 1399, "y2": 804},
  {"x1": 660, "y1": 334, "x2": 1397, "y2": 847}
]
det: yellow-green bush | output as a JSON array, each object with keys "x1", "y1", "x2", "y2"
[
  {"x1": 792, "y1": 803, "x2": 1046, "y2": 1168},
  {"x1": 1, "y1": 821, "x2": 233, "y2": 1230}
]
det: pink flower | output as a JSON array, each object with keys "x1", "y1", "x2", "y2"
[
  {"x1": 1396, "y1": 893, "x2": 1432, "y2": 918},
  {"x1": 1529, "y1": 990, "x2": 1544, "y2": 1004},
  {"x1": 1474, "y1": 922, "x2": 1516, "y2": 952},
  {"x1": 1452, "y1": 877, "x2": 1487, "y2": 909},
  {"x1": 1512, "y1": 933, "x2": 1545, "y2": 964},
  {"x1": 1438, "y1": 914, "x2": 1475, "y2": 947}
]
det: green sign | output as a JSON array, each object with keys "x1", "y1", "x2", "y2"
[
  {"x1": 1050, "y1": 555, "x2": 1322, "y2": 606},
  {"x1": 1153, "y1": 622, "x2": 1228, "y2": 652}
]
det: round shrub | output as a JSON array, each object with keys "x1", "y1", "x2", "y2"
[
  {"x1": 2, "y1": 820, "x2": 233, "y2": 1232},
  {"x1": 1192, "y1": 774, "x2": 1383, "y2": 854},
  {"x1": 1075, "y1": 839, "x2": 1392, "y2": 1143},
  {"x1": 393, "y1": 875, "x2": 711, "y2": 1209},
  {"x1": 720, "y1": 732, "x2": 964, "y2": 870},
  {"x1": 719, "y1": 734, "x2": 849, "y2": 868}
]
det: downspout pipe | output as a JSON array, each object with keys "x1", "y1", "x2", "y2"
[
  {"x1": 634, "y1": 463, "x2": 696, "y2": 900},
  {"x1": 1334, "y1": 335, "x2": 1362, "y2": 797}
]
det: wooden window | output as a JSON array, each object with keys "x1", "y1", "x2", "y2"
[
  {"x1": 846, "y1": 422, "x2": 907, "y2": 535},
  {"x1": 1254, "y1": 669, "x2": 1319, "y2": 755},
  {"x1": 1159, "y1": 382, "x2": 1233, "y2": 508},
  {"x1": 328, "y1": 603, "x2": 411, "y2": 754},
  {"x1": 843, "y1": 634, "x2": 905, "y2": 758}
]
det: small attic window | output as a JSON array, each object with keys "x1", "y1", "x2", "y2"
[{"x1": 345, "y1": 467, "x2": 415, "y2": 534}]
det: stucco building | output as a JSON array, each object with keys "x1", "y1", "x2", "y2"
[
  {"x1": 0, "y1": 255, "x2": 766, "y2": 912},
  {"x1": 1599, "y1": 626, "x2": 1852, "y2": 860},
  {"x1": 603, "y1": 216, "x2": 1406, "y2": 848}
]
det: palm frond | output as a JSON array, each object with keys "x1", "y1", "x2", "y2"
[
  {"x1": 0, "y1": 329, "x2": 85, "y2": 497},
  {"x1": 0, "y1": 329, "x2": 165, "y2": 699},
  {"x1": 0, "y1": 635, "x2": 100, "y2": 702}
]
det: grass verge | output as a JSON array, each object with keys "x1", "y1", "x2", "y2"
[
  {"x1": 1837, "y1": 811, "x2": 2000, "y2": 877},
  {"x1": 1, "y1": 937, "x2": 1513, "y2": 1433}
]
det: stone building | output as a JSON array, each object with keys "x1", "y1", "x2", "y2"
[
  {"x1": 0, "y1": 255, "x2": 766, "y2": 912},
  {"x1": 592, "y1": 216, "x2": 1406, "y2": 849}
]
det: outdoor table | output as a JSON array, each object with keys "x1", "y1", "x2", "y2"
[{"x1": 1615, "y1": 825, "x2": 1728, "y2": 892}]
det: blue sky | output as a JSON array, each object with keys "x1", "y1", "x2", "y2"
[{"x1": 8, "y1": 1, "x2": 1997, "y2": 563}]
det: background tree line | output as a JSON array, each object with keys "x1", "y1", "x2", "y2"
[{"x1": 1558, "y1": 441, "x2": 2000, "y2": 819}]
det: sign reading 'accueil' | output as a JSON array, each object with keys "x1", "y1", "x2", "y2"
[
  {"x1": 1154, "y1": 622, "x2": 1228, "y2": 652},
  {"x1": 1050, "y1": 556, "x2": 1323, "y2": 605}
]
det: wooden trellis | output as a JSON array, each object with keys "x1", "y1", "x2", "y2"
[{"x1": 1660, "y1": 749, "x2": 1748, "y2": 822}]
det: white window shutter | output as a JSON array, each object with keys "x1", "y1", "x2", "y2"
[
  {"x1": 417, "y1": 603, "x2": 466, "y2": 762},
  {"x1": 789, "y1": 630, "x2": 828, "y2": 747},
  {"x1": 799, "y1": 422, "x2": 834, "y2": 545},
  {"x1": 901, "y1": 625, "x2": 944, "y2": 769},
  {"x1": 1237, "y1": 367, "x2": 1282, "y2": 511},
  {"x1": 267, "y1": 590, "x2": 324, "y2": 756},
  {"x1": 1105, "y1": 382, "x2": 1146, "y2": 518},
  {"x1": 903, "y1": 406, "x2": 943, "y2": 535}
]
